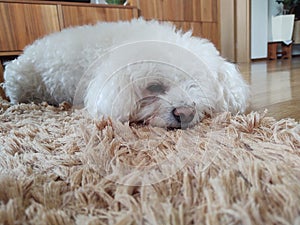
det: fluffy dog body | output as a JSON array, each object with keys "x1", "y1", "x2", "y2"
[{"x1": 3, "y1": 19, "x2": 249, "y2": 128}]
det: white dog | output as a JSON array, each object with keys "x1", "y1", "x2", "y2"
[{"x1": 3, "y1": 18, "x2": 249, "y2": 128}]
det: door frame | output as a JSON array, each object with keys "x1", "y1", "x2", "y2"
[{"x1": 220, "y1": 0, "x2": 251, "y2": 62}]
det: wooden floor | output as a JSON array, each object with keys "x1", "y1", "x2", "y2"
[{"x1": 239, "y1": 57, "x2": 300, "y2": 122}]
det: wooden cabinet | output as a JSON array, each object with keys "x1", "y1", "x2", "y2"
[
  {"x1": 0, "y1": 0, "x2": 138, "y2": 99},
  {"x1": 137, "y1": 0, "x2": 217, "y2": 22},
  {"x1": 61, "y1": 5, "x2": 138, "y2": 27},
  {"x1": 0, "y1": 0, "x2": 219, "y2": 55},
  {"x1": 131, "y1": 0, "x2": 220, "y2": 49},
  {"x1": 0, "y1": 2, "x2": 60, "y2": 52},
  {"x1": 0, "y1": 0, "x2": 138, "y2": 54}
]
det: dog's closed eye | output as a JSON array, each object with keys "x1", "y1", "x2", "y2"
[{"x1": 146, "y1": 83, "x2": 166, "y2": 94}]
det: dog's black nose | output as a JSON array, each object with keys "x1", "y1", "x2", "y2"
[{"x1": 172, "y1": 106, "x2": 196, "y2": 124}]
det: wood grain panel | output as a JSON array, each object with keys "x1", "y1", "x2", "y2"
[
  {"x1": 162, "y1": 0, "x2": 184, "y2": 21},
  {"x1": 201, "y1": 22, "x2": 219, "y2": 48},
  {"x1": 137, "y1": 0, "x2": 217, "y2": 22},
  {"x1": 0, "y1": 2, "x2": 60, "y2": 51},
  {"x1": 138, "y1": 0, "x2": 163, "y2": 20},
  {"x1": 184, "y1": 0, "x2": 202, "y2": 21},
  {"x1": 200, "y1": 0, "x2": 217, "y2": 22},
  {"x1": 62, "y1": 5, "x2": 138, "y2": 27},
  {"x1": 133, "y1": 0, "x2": 219, "y2": 49}
]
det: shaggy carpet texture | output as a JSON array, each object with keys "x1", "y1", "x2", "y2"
[{"x1": 0, "y1": 97, "x2": 299, "y2": 225}]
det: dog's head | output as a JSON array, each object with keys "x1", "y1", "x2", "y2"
[
  {"x1": 81, "y1": 41, "x2": 249, "y2": 129},
  {"x1": 84, "y1": 62, "x2": 217, "y2": 129}
]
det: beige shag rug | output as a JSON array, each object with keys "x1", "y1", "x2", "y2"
[{"x1": 0, "y1": 97, "x2": 300, "y2": 225}]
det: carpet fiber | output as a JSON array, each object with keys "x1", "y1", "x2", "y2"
[{"x1": 0, "y1": 97, "x2": 299, "y2": 225}]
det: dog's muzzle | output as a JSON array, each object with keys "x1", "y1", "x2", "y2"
[{"x1": 172, "y1": 106, "x2": 196, "y2": 124}]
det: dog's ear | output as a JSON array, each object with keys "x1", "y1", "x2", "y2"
[{"x1": 217, "y1": 61, "x2": 250, "y2": 114}]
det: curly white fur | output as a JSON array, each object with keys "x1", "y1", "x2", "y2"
[{"x1": 3, "y1": 18, "x2": 250, "y2": 128}]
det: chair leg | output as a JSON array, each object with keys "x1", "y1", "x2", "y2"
[
  {"x1": 268, "y1": 43, "x2": 278, "y2": 60},
  {"x1": 281, "y1": 43, "x2": 292, "y2": 59}
]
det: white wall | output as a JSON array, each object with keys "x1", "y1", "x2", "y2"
[{"x1": 251, "y1": 0, "x2": 269, "y2": 59}]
